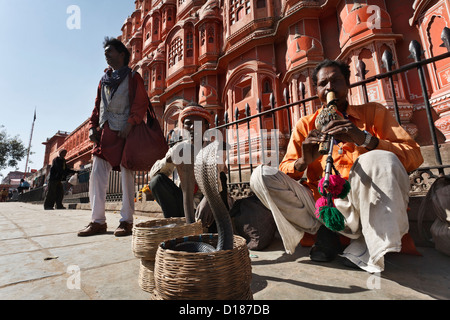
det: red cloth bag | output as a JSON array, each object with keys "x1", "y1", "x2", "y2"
[
  {"x1": 121, "y1": 104, "x2": 168, "y2": 171},
  {"x1": 94, "y1": 122, "x2": 126, "y2": 169}
]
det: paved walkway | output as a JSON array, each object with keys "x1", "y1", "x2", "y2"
[{"x1": 0, "y1": 202, "x2": 448, "y2": 300}]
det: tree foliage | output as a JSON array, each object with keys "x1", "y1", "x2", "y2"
[{"x1": 0, "y1": 126, "x2": 27, "y2": 170}]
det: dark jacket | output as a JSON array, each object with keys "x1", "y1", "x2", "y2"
[{"x1": 49, "y1": 156, "x2": 76, "y2": 182}]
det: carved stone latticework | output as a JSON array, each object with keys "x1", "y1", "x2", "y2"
[{"x1": 409, "y1": 168, "x2": 442, "y2": 196}]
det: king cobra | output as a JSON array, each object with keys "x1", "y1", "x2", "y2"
[{"x1": 175, "y1": 140, "x2": 234, "y2": 252}]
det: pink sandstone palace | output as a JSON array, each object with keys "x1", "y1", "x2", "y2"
[{"x1": 41, "y1": 0, "x2": 450, "y2": 180}]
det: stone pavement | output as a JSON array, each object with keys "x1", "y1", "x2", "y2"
[{"x1": 0, "y1": 202, "x2": 448, "y2": 300}]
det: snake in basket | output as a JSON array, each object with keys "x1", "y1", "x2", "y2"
[{"x1": 174, "y1": 140, "x2": 234, "y2": 252}]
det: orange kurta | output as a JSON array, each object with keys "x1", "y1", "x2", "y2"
[{"x1": 279, "y1": 102, "x2": 424, "y2": 200}]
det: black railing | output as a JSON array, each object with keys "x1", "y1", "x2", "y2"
[
  {"x1": 83, "y1": 169, "x2": 151, "y2": 202},
  {"x1": 352, "y1": 42, "x2": 450, "y2": 175},
  {"x1": 216, "y1": 28, "x2": 450, "y2": 198}
]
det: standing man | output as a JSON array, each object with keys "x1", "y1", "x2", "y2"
[
  {"x1": 44, "y1": 149, "x2": 76, "y2": 210},
  {"x1": 250, "y1": 60, "x2": 424, "y2": 273},
  {"x1": 78, "y1": 37, "x2": 148, "y2": 237}
]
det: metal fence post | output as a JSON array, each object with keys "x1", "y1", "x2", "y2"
[
  {"x1": 283, "y1": 88, "x2": 293, "y2": 133},
  {"x1": 299, "y1": 81, "x2": 307, "y2": 117},
  {"x1": 245, "y1": 103, "x2": 253, "y2": 174},
  {"x1": 441, "y1": 27, "x2": 450, "y2": 51},
  {"x1": 382, "y1": 50, "x2": 401, "y2": 125},
  {"x1": 234, "y1": 106, "x2": 243, "y2": 182},
  {"x1": 409, "y1": 40, "x2": 443, "y2": 174},
  {"x1": 224, "y1": 110, "x2": 231, "y2": 183},
  {"x1": 269, "y1": 93, "x2": 279, "y2": 166},
  {"x1": 256, "y1": 99, "x2": 266, "y2": 165},
  {"x1": 356, "y1": 59, "x2": 369, "y2": 104}
]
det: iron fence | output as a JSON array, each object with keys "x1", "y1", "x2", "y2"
[
  {"x1": 64, "y1": 168, "x2": 151, "y2": 203},
  {"x1": 18, "y1": 167, "x2": 151, "y2": 204},
  {"x1": 216, "y1": 27, "x2": 450, "y2": 198}
]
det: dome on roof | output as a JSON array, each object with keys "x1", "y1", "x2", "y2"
[
  {"x1": 340, "y1": 5, "x2": 392, "y2": 47},
  {"x1": 286, "y1": 35, "x2": 323, "y2": 69}
]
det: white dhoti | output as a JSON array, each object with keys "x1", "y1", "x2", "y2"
[
  {"x1": 250, "y1": 150, "x2": 410, "y2": 273},
  {"x1": 89, "y1": 155, "x2": 135, "y2": 224}
]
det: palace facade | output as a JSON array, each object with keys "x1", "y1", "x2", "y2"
[{"x1": 42, "y1": 0, "x2": 450, "y2": 176}]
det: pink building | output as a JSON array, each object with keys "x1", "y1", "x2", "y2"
[{"x1": 42, "y1": 0, "x2": 450, "y2": 179}]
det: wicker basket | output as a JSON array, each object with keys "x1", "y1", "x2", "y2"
[
  {"x1": 138, "y1": 259, "x2": 156, "y2": 293},
  {"x1": 133, "y1": 218, "x2": 203, "y2": 293},
  {"x1": 132, "y1": 218, "x2": 203, "y2": 261},
  {"x1": 153, "y1": 234, "x2": 253, "y2": 300}
]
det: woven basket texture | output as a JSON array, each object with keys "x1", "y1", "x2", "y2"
[
  {"x1": 153, "y1": 234, "x2": 253, "y2": 300},
  {"x1": 138, "y1": 259, "x2": 156, "y2": 293},
  {"x1": 132, "y1": 218, "x2": 203, "y2": 261}
]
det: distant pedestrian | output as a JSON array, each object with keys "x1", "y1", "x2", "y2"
[
  {"x1": 77, "y1": 37, "x2": 148, "y2": 237},
  {"x1": 17, "y1": 179, "x2": 30, "y2": 194},
  {"x1": 1, "y1": 188, "x2": 8, "y2": 202},
  {"x1": 44, "y1": 149, "x2": 77, "y2": 210}
]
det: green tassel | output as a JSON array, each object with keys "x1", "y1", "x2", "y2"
[
  {"x1": 319, "y1": 206, "x2": 346, "y2": 231},
  {"x1": 337, "y1": 180, "x2": 351, "y2": 199}
]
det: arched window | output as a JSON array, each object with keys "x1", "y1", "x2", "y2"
[
  {"x1": 208, "y1": 26, "x2": 214, "y2": 43},
  {"x1": 186, "y1": 31, "x2": 193, "y2": 57},
  {"x1": 153, "y1": 18, "x2": 159, "y2": 34},
  {"x1": 234, "y1": 78, "x2": 252, "y2": 103},
  {"x1": 427, "y1": 16, "x2": 448, "y2": 70},
  {"x1": 168, "y1": 37, "x2": 183, "y2": 67},
  {"x1": 262, "y1": 78, "x2": 272, "y2": 93},
  {"x1": 200, "y1": 27, "x2": 206, "y2": 46},
  {"x1": 144, "y1": 70, "x2": 149, "y2": 91}
]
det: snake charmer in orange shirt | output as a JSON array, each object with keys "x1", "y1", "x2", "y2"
[
  {"x1": 279, "y1": 101, "x2": 423, "y2": 200},
  {"x1": 250, "y1": 60, "x2": 423, "y2": 273}
]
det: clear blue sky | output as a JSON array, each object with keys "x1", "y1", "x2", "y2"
[{"x1": 0, "y1": 0, "x2": 136, "y2": 179}]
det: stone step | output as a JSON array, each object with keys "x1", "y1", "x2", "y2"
[{"x1": 419, "y1": 143, "x2": 450, "y2": 168}]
